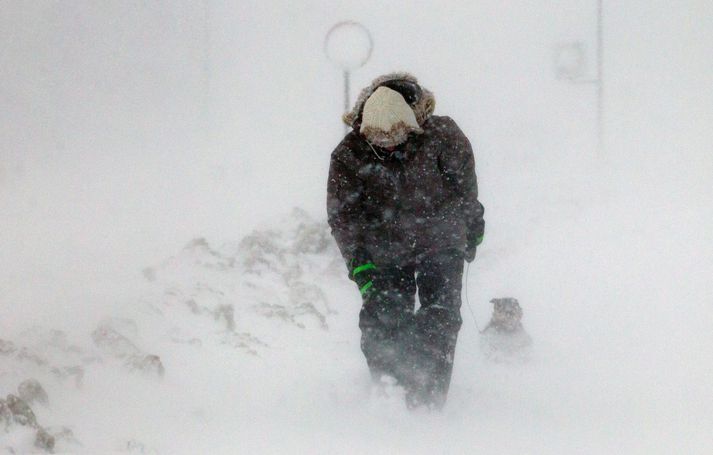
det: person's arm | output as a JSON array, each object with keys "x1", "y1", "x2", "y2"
[
  {"x1": 438, "y1": 117, "x2": 485, "y2": 260},
  {"x1": 327, "y1": 149, "x2": 367, "y2": 268}
]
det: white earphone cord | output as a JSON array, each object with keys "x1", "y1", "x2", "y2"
[{"x1": 464, "y1": 261, "x2": 483, "y2": 333}]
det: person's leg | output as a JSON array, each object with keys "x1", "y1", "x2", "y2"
[
  {"x1": 358, "y1": 263, "x2": 416, "y2": 382},
  {"x1": 409, "y1": 249, "x2": 464, "y2": 408}
]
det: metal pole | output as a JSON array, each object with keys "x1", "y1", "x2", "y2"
[
  {"x1": 596, "y1": 0, "x2": 604, "y2": 154},
  {"x1": 202, "y1": 0, "x2": 212, "y2": 141},
  {"x1": 343, "y1": 70, "x2": 351, "y2": 135}
]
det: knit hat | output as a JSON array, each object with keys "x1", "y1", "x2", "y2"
[{"x1": 359, "y1": 86, "x2": 423, "y2": 148}]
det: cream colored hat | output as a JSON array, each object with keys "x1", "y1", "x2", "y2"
[{"x1": 359, "y1": 86, "x2": 423, "y2": 148}]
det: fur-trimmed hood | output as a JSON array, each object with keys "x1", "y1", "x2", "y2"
[{"x1": 342, "y1": 72, "x2": 436, "y2": 130}]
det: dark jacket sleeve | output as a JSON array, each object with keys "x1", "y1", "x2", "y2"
[
  {"x1": 327, "y1": 147, "x2": 365, "y2": 264},
  {"x1": 438, "y1": 117, "x2": 485, "y2": 242}
]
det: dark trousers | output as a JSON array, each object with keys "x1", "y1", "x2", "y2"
[{"x1": 358, "y1": 249, "x2": 464, "y2": 409}]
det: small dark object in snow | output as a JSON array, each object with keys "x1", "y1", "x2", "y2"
[
  {"x1": 0, "y1": 339, "x2": 17, "y2": 355},
  {"x1": 1, "y1": 394, "x2": 57, "y2": 452},
  {"x1": 6, "y1": 394, "x2": 38, "y2": 428},
  {"x1": 18, "y1": 379, "x2": 49, "y2": 406},
  {"x1": 34, "y1": 427, "x2": 55, "y2": 452},
  {"x1": 485, "y1": 298, "x2": 524, "y2": 332},
  {"x1": 481, "y1": 298, "x2": 532, "y2": 362}
]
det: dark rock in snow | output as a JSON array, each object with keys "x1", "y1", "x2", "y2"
[
  {"x1": 182, "y1": 237, "x2": 235, "y2": 270},
  {"x1": 5, "y1": 394, "x2": 38, "y2": 428},
  {"x1": 125, "y1": 354, "x2": 165, "y2": 377},
  {"x1": 125, "y1": 439, "x2": 158, "y2": 454},
  {"x1": 92, "y1": 320, "x2": 165, "y2": 377},
  {"x1": 220, "y1": 331, "x2": 266, "y2": 355},
  {"x1": 18, "y1": 379, "x2": 49, "y2": 406},
  {"x1": 46, "y1": 425, "x2": 81, "y2": 449},
  {"x1": 1, "y1": 394, "x2": 58, "y2": 453},
  {"x1": 92, "y1": 323, "x2": 142, "y2": 358},
  {"x1": 0, "y1": 339, "x2": 17, "y2": 355},
  {"x1": 142, "y1": 266, "x2": 157, "y2": 282},
  {"x1": 214, "y1": 304, "x2": 236, "y2": 331},
  {"x1": 51, "y1": 365, "x2": 85, "y2": 387},
  {"x1": 34, "y1": 427, "x2": 55, "y2": 452},
  {"x1": 0, "y1": 397, "x2": 12, "y2": 429}
]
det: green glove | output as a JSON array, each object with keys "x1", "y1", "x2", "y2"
[
  {"x1": 350, "y1": 259, "x2": 376, "y2": 297},
  {"x1": 465, "y1": 234, "x2": 483, "y2": 263}
]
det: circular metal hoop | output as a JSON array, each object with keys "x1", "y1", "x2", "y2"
[{"x1": 323, "y1": 21, "x2": 373, "y2": 71}]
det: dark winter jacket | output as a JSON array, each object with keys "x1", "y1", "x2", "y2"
[{"x1": 327, "y1": 114, "x2": 485, "y2": 267}]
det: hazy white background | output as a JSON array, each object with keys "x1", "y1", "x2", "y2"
[{"x1": 1, "y1": 1, "x2": 712, "y2": 453}]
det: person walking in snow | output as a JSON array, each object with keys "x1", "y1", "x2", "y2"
[{"x1": 327, "y1": 72, "x2": 485, "y2": 409}]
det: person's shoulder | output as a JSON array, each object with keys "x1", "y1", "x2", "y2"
[
  {"x1": 423, "y1": 115, "x2": 469, "y2": 145},
  {"x1": 424, "y1": 115, "x2": 461, "y2": 131},
  {"x1": 331, "y1": 131, "x2": 365, "y2": 165}
]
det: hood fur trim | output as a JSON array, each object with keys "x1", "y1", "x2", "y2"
[{"x1": 342, "y1": 72, "x2": 436, "y2": 129}]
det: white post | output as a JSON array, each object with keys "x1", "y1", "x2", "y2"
[{"x1": 343, "y1": 70, "x2": 351, "y2": 134}]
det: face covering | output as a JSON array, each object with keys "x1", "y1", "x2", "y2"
[{"x1": 360, "y1": 86, "x2": 423, "y2": 148}]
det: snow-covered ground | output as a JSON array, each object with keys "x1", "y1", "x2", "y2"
[
  {"x1": 2, "y1": 1, "x2": 712, "y2": 453},
  {"x1": 2, "y1": 153, "x2": 711, "y2": 453}
]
